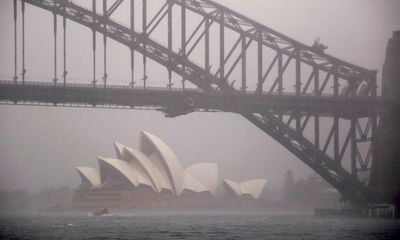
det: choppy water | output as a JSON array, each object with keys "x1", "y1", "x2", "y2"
[{"x1": 1, "y1": 212, "x2": 399, "y2": 239}]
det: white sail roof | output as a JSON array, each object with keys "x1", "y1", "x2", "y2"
[
  {"x1": 76, "y1": 131, "x2": 270, "y2": 199},
  {"x1": 185, "y1": 163, "x2": 218, "y2": 195},
  {"x1": 139, "y1": 131, "x2": 184, "y2": 195},
  {"x1": 113, "y1": 142, "x2": 126, "y2": 160},
  {"x1": 122, "y1": 146, "x2": 163, "y2": 192},
  {"x1": 183, "y1": 173, "x2": 209, "y2": 193},
  {"x1": 223, "y1": 179, "x2": 242, "y2": 195},
  {"x1": 240, "y1": 179, "x2": 267, "y2": 199},
  {"x1": 223, "y1": 178, "x2": 267, "y2": 199},
  {"x1": 76, "y1": 167, "x2": 101, "y2": 187},
  {"x1": 148, "y1": 152, "x2": 173, "y2": 193},
  {"x1": 98, "y1": 157, "x2": 153, "y2": 188}
]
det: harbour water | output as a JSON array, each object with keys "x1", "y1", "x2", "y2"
[{"x1": 1, "y1": 212, "x2": 399, "y2": 239}]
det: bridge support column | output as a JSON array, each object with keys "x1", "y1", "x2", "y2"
[
  {"x1": 103, "y1": 0, "x2": 108, "y2": 89},
  {"x1": 295, "y1": 48, "x2": 301, "y2": 96},
  {"x1": 257, "y1": 31, "x2": 263, "y2": 93},
  {"x1": 13, "y1": 0, "x2": 18, "y2": 84},
  {"x1": 241, "y1": 34, "x2": 246, "y2": 93},
  {"x1": 333, "y1": 65, "x2": 339, "y2": 97},
  {"x1": 91, "y1": 0, "x2": 97, "y2": 88},
  {"x1": 53, "y1": 1, "x2": 58, "y2": 86},
  {"x1": 277, "y1": 53, "x2": 283, "y2": 95},
  {"x1": 142, "y1": 0, "x2": 147, "y2": 90},
  {"x1": 219, "y1": 10, "x2": 224, "y2": 86},
  {"x1": 334, "y1": 116, "x2": 339, "y2": 162},
  {"x1": 168, "y1": 0, "x2": 172, "y2": 90},
  {"x1": 181, "y1": 0, "x2": 186, "y2": 90},
  {"x1": 314, "y1": 67, "x2": 320, "y2": 150},
  {"x1": 62, "y1": 5, "x2": 67, "y2": 87},
  {"x1": 314, "y1": 114, "x2": 320, "y2": 150},
  {"x1": 21, "y1": 1, "x2": 26, "y2": 84},
  {"x1": 350, "y1": 118, "x2": 357, "y2": 178},
  {"x1": 205, "y1": 16, "x2": 210, "y2": 76},
  {"x1": 130, "y1": 0, "x2": 135, "y2": 89},
  {"x1": 371, "y1": 31, "x2": 400, "y2": 208}
]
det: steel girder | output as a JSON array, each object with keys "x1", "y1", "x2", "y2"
[
  {"x1": 243, "y1": 112, "x2": 371, "y2": 204},
  {"x1": 171, "y1": 0, "x2": 376, "y2": 88},
  {"x1": 19, "y1": 0, "x2": 381, "y2": 204},
  {"x1": 23, "y1": 0, "x2": 223, "y2": 91}
]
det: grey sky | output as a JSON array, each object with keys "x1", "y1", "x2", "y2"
[{"x1": 0, "y1": 0, "x2": 399, "y2": 192}]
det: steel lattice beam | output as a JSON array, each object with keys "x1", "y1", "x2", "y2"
[
  {"x1": 243, "y1": 112, "x2": 371, "y2": 204},
  {"x1": 171, "y1": 0, "x2": 376, "y2": 85}
]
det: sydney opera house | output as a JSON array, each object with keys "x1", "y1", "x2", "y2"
[{"x1": 74, "y1": 131, "x2": 266, "y2": 209}]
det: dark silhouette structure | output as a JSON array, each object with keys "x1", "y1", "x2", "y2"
[{"x1": 370, "y1": 31, "x2": 400, "y2": 208}]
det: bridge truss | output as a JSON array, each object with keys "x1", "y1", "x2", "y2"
[{"x1": 1, "y1": 0, "x2": 391, "y2": 204}]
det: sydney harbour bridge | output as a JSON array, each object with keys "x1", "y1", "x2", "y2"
[{"x1": 0, "y1": 0, "x2": 399, "y2": 206}]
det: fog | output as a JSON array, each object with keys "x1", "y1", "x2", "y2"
[{"x1": 0, "y1": 0, "x2": 399, "y2": 197}]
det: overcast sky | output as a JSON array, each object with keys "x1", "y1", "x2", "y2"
[{"x1": 0, "y1": 0, "x2": 399, "y2": 192}]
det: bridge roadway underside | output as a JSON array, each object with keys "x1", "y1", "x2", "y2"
[{"x1": 0, "y1": 81, "x2": 389, "y2": 118}]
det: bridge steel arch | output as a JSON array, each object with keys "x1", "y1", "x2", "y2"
[{"x1": 19, "y1": 0, "x2": 380, "y2": 204}]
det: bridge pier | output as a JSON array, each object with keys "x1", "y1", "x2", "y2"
[{"x1": 370, "y1": 31, "x2": 400, "y2": 213}]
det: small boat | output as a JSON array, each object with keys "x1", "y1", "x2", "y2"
[{"x1": 92, "y1": 207, "x2": 109, "y2": 216}]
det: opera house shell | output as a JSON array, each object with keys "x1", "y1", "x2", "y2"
[
  {"x1": 74, "y1": 131, "x2": 266, "y2": 208},
  {"x1": 223, "y1": 179, "x2": 267, "y2": 199}
]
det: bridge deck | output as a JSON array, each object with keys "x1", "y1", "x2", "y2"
[{"x1": 0, "y1": 80, "x2": 392, "y2": 118}]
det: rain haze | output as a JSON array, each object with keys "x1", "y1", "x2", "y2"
[
  {"x1": 1, "y1": 0, "x2": 400, "y2": 239},
  {"x1": 0, "y1": 0, "x2": 398, "y2": 193}
]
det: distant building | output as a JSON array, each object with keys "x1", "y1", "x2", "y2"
[
  {"x1": 282, "y1": 171, "x2": 339, "y2": 208},
  {"x1": 74, "y1": 131, "x2": 266, "y2": 208},
  {"x1": 283, "y1": 169, "x2": 295, "y2": 201}
]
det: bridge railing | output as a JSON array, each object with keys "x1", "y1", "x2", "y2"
[
  {"x1": 1, "y1": 79, "x2": 376, "y2": 100},
  {"x1": 0, "y1": 79, "x2": 201, "y2": 93}
]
